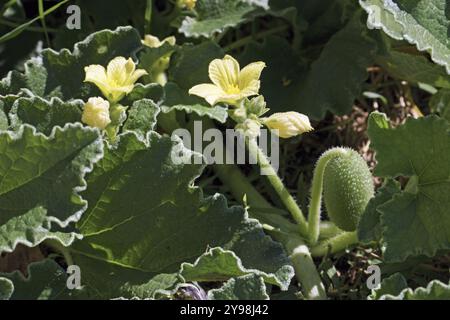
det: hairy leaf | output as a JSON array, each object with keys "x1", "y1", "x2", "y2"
[
  {"x1": 208, "y1": 274, "x2": 269, "y2": 300},
  {"x1": 0, "y1": 124, "x2": 102, "y2": 254},
  {"x1": 368, "y1": 112, "x2": 450, "y2": 262},
  {"x1": 71, "y1": 132, "x2": 293, "y2": 298},
  {"x1": 179, "y1": 0, "x2": 268, "y2": 38},
  {"x1": 360, "y1": 0, "x2": 450, "y2": 73}
]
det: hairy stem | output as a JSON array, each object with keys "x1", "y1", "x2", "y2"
[
  {"x1": 246, "y1": 137, "x2": 309, "y2": 238},
  {"x1": 310, "y1": 231, "x2": 358, "y2": 257},
  {"x1": 308, "y1": 148, "x2": 348, "y2": 245},
  {"x1": 274, "y1": 233, "x2": 327, "y2": 300}
]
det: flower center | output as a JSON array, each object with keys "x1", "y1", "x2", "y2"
[{"x1": 226, "y1": 84, "x2": 241, "y2": 94}]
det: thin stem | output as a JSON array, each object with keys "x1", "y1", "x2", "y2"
[
  {"x1": 308, "y1": 148, "x2": 348, "y2": 245},
  {"x1": 0, "y1": 17, "x2": 59, "y2": 33},
  {"x1": 246, "y1": 137, "x2": 309, "y2": 238},
  {"x1": 38, "y1": 0, "x2": 51, "y2": 47},
  {"x1": 144, "y1": 0, "x2": 153, "y2": 34},
  {"x1": 310, "y1": 231, "x2": 358, "y2": 258}
]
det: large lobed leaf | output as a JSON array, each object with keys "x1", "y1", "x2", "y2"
[
  {"x1": 69, "y1": 131, "x2": 293, "y2": 298},
  {"x1": 360, "y1": 0, "x2": 450, "y2": 74},
  {"x1": 371, "y1": 273, "x2": 450, "y2": 300},
  {"x1": 367, "y1": 112, "x2": 450, "y2": 262},
  {"x1": 1, "y1": 27, "x2": 144, "y2": 100},
  {"x1": 179, "y1": 0, "x2": 269, "y2": 38},
  {"x1": 0, "y1": 259, "x2": 72, "y2": 300},
  {"x1": 0, "y1": 124, "x2": 102, "y2": 254}
]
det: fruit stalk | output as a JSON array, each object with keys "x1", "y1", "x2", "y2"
[
  {"x1": 308, "y1": 148, "x2": 348, "y2": 245},
  {"x1": 310, "y1": 231, "x2": 358, "y2": 257}
]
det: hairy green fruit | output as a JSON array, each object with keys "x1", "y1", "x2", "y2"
[{"x1": 323, "y1": 148, "x2": 374, "y2": 231}]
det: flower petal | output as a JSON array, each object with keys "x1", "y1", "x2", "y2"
[
  {"x1": 129, "y1": 68, "x2": 148, "y2": 84},
  {"x1": 238, "y1": 61, "x2": 265, "y2": 90},
  {"x1": 239, "y1": 79, "x2": 261, "y2": 97},
  {"x1": 84, "y1": 64, "x2": 110, "y2": 95},
  {"x1": 208, "y1": 55, "x2": 240, "y2": 91},
  {"x1": 106, "y1": 56, "x2": 128, "y2": 85},
  {"x1": 189, "y1": 83, "x2": 225, "y2": 106},
  {"x1": 142, "y1": 34, "x2": 162, "y2": 48},
  {"x1": 163, "y1": 36, "x2": 176, "y2": 46}
]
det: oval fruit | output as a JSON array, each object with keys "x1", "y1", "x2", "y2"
[{"x1": 323, "y1": 148, "x2": 374, "y2": 231}]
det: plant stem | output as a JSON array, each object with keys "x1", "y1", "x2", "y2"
[
  {"x1": 318, "y1": 221, "x2": 342, "y2": 240},
  {"x1": 310, "y1": 231, "x2": 358, "y2": 257},
  {"x1": 308, "y1": 148, "x2": 348, "y2": 245},
  {"x1": 274, "y1": 232, "x2": 327, "y2": 300},
  {"x1": 246, "y1": 137, "x2": 309, "y2": 238}
]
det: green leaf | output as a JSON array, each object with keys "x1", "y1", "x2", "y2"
[
  {"x1": 0, "y1": 259, "x2": 71, "y2": 300},
  {"x1": 0, "y1": 277, "x2": 13, "y2": 300},
  {"x1": 0, "y1": 207, "x2": 80, "y2": 256},
  {"x1": 179, "y1": 0, "x2": 268, "y2": 38},
  {"x1": 0, "y1": 124, "x2": 103, "y2": 254},
  {"x1": 123, "y1": 99, "x2": 160, "y2": 139},
  {"x1": 9, "y1": 96, "x2": 83, "y2": 135},
  {"x1": 376, "y1": 51, "x2": 450, "y2": 89},
  {"x1": 360, "y1": 0, "x2": 450, "y2": 73},
  {"x1": 430, "y1": 89, "x2": 450, "y2": 122},
  {"x1": 71, "y1": 132, "x2": 292, "y2": 297},
  {"x1": 368, "y1": 112, "x2": 450, "y2": 262},
  {"x1": 72, "y1": 254, "x2": 180, "y2": 299},
  {"x1": 180, "y1": 247, "x2": 292, "y2": 290},
  {"x1": 296, "y1": 11, "x2": 376, "y2": 119},
  {"x1": 0, "y1": 71, "x2": 27, "y2": 97},
  {"x1": 369, "y1": 272, "x2": 408, "y2": 300},
  {"x1": 36, "y1": 27, "x2": 143, "y2": 99},
  {"x1": 358, "y1": 179, "x2": 401, "y2": 243},
  {"x1": 162, "y1": 83, "x2": 228, "y2": 123},
  {"x1": 123, "y1": 83, "x2": 164, "y2": 105},
  {"x1": 169, "y1": 41, "x2": 224, "y2": 90},
  {"x1": 375, "y1": 276, "x2": 450, "y2": 300},
  {"x1": 239, "y1": 36, "x2": 308, "y2": 113},
  {"x1": 208, "y1": 274, "x2": 269, "y2": 300}
]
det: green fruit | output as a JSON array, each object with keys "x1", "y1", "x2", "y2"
[{"x1": 323, "y1": 148, "x2": 374, "y2": 231}]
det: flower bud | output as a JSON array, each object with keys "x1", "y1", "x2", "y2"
[
  {"x1": 82, "y1": 97, "x2": 111, "y2": 129},
  {"x1": 142, "y1": 35, "x2": 176, "y2": 48},
  {"x1": 245, "y1": 96, "x2": 269, "y2": 117},
  {"x1": 263, "y1": 111, "x2": 313, "y2": 138},
  {"x1": 236, "y1": 119, "x2": 261, "y2": 138}
]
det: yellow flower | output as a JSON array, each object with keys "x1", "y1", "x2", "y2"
[
  {"x1": 82, "y1": 97, "x2": 111, "y2": 129},
  {"x1": 177, "y1": 0, "x2": 197, "y2": 10},
  {"x1": 142, "y1": 34, "x2": 176, "y2": 48},
  {"x1": 84, "y1": 57, "x2": 147, "y2": 103},
  {"x1": 263, "y1": 112, "x2": 313, "y2": 138},
  {"x1": 189, "y1": 55, "x2": 266, "y2": 106}
]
